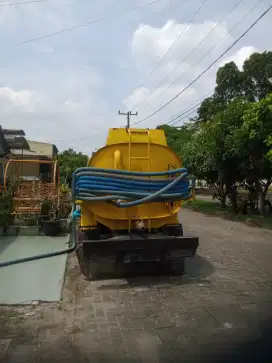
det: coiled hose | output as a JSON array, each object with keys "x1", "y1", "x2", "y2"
[{"x1": 73, "y1": 166, "x2": 193, "y2": 207}]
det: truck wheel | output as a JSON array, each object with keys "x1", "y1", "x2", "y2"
[
  {"x1": 170, "y1": 258, "x2": 185, "y2": 275},
  {"x1": 160, "y1": 256, "x2": 185, "y2": 275},
  {"x1": 162, "y1": 223, "x2": 183, "y2": 236},
  {"x1": 76, "y1": 246, "x2": 97, "y2": 280},
  {"x1": 86, "y1": 262, "x2": 99, "y2": 281},
  {"x1": 160, "y1": 224, "x2": 185, "y2": 275}
]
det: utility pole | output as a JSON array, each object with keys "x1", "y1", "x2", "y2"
[{"x1": 118, "y1": 110, "x2": 138, "y2": 128}]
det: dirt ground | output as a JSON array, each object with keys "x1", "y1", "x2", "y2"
[{"x1": 1, "y1": 209, "x2": 272, "y2": 362}]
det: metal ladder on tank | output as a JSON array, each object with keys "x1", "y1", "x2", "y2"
[{"x1": 127, "y1": 129, "x2": 151, "y2": 233}]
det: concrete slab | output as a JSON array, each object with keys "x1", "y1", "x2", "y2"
[{"x1": 0, "y1": 235, "x2": 69, "y2": 305}]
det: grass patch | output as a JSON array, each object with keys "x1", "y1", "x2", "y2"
[{"x1": 183, "y1": 199, "x2": 272, "y2": 230}]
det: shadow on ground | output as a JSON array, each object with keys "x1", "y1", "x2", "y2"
[
  {"x1": 0, "y1": 237, "x2": 18, "y2": 256},
  {"x1": 185, "y1": 254, "x2": 214, "y2": 279},
  {"x1": 88, "y1": 254, "x2": 214, "y2": 289}
]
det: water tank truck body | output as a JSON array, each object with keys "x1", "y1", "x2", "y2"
[{"x1": 73, "y1": 128, "x2": 199, "y2": 279}]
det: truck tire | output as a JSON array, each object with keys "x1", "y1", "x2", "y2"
[
  {"x1": 162, "y1": 223, "x2": 183, "y2": 236},
  {"x1": 160, "y1": 223, "x2": 185, "y2": 275},
  {"x1": 76, "y1": 246, "x2": 91, "y2": 279},
  {"x1": 77, "y1": 246, "x2": 117, "y2": 280},
  {"x1": 160, "y1": 254, "x2": 185, "y2": 275},
  {"x1": 76, "y1": 246, "x2": 98, "y2": 280}
]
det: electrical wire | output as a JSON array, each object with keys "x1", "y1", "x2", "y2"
[
  {"x1": 130, "y1": 0, "x2": 209, "y2": 104},
  {"x1": 170, "y1": 105, "x2": 200, "y2": 125},
  {"x1": 0, "y1": 0, "x2": 48, "y2": 6},
  {"x1": 169, "y1": 104, "x2": 202, "y2": 125},
  {"x1": 132, "y1": 0, "x2": 263, "y2": 127},
  {"x1": 134, "y1": 0, "x2": 244, "y2": 113},
  {"x1": 148, "y1": 0, "x2": 263, "y2": 128},
  {"x1": 26, "y1": 1, "x2": 269, "y2": 145},
  {"x1": 132, "y1": 2, "x2": 271, "y2": 125},
  {"x1": 16, "y1": 0, "x2": 167, "y2": 45},
  {"x1": 165, "y1": 91, "x2": 213, "y2": 126},
  {"x1": 55, "y1": 135, "x2": 93, "y2": 144},
  {"x1": 155, "y1": 0, "x2": 264, "y2": 107}
]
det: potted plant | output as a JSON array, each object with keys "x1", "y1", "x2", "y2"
[
  {"x1": 42, "y1": 216, "x2": 61, "y2": 237},
  {"x1": 61, "y1": 184, "x2": 71, "y2": 198},
  {"x1": 40, "y1": 199, "x2": 52, "y2": 219},
  {"x1": 58, "y1": 201, "x2": 72, "y2": 233},
  {"x1": 18, "y1": 214, "x2": 39, "y2": 236},
  {"x1": 41, "y1": 198, "x2": 61, "y2": 236}
]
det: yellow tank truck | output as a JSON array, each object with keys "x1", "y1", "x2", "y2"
[{"x1": 73, "y1": 128, "x2": 199, "y2": 280}]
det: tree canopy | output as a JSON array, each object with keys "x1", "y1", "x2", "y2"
[
  {"x1": 57, "y1": 148, "x2": 88, "y2": 186},
  {"x1": 157, "y1": 123, "x2": 196, "y2": 158},
  {"x1": 197, "y1": 51, "x2": 272, "y2": 122}
]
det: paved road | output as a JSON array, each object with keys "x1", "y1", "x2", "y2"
[{"x1": 1, "y1": 210, "x2": 272, "y2": 362}]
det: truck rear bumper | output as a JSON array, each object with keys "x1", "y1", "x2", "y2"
[{"x1": 78, "y1": 234, "x2": 199, "y2": 263}]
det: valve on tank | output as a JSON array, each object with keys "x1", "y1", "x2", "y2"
[{"x1": 135, "y1": 219, "x2": 145, "y2": 231}]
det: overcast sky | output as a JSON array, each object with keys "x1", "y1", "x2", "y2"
[{"x1": 0, "y1": 0, "x2": 271, "y2": 154}]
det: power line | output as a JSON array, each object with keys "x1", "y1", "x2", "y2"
[
  {"x1": 0, "y1": 0, "x2": 48, "y2": 6},
  {"x1": 131, "y1": 0, "x2": 208, "y2": 103},
  {"x1": 55, "y1": 102, "x2": 201, "y2": 146},
  {"x1": 162, "y1": 0, "x2": 262, "y2": 127},
  {"x1": 16, "y1": 0, "x2": 166, "y2": 46},
  {"x1": 131, "y1": 0, "x2": 260, "y2": 127},
  {"x1": 166, "y1": 91, "x2": 213, "y2": 125},
  {"x1": 55, "y1": 135, "x2": 92, "y2": 144},
  {"x1": 171, "y1": 107, "x2": 199, "y2": 125},
  {"x1": 135, "y1": 0, "x2": 244, "y2": 113},
  {"x1": 157, "y1": 0, "x2": 264, "y2": 102},
  {"x1": 133, "y1": 2, "x2": 271, "y2": 125},
  {"x1": 163, "y1": 105, "x2": 199, "y2": 125},
  {"x1": 166, "y1": 98, "x2": 207, "y2": 126},
  {"x1": 169, "y1": 102, "x2": 203, "y2": 125}
]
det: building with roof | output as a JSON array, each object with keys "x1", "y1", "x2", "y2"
[
  {"x1": 0, "y1": 127, "x2": 58, "y2": 185},
  {"x1": 11, "y1": 140, "x2": 58, "y2": 159}
]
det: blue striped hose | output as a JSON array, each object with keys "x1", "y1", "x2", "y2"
[{"x1": 72, "y1": 167, "x2": 193, "y2": 208}]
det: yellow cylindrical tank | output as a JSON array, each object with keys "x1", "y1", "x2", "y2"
[{"x1": 79, "y1": 128, "x2": 184, "y2": 231}]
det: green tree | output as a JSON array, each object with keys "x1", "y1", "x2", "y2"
[
  {"x1": 57, "y1": 148, "x2": 88, "y2": 186},
  {"x1": 215, "y1": 61, "x2": 243, "y2": 104},
  {"x1": 197, "y1": 51, "x2": 272, "y2": 122},
  {"x1": 198, "y1": 61, "x2": 243, "y2": 122},
  {"x1": 183, "y1": 99, "x2": 247, "y2": 210},
  {"x1": 157, "y1": 123, "x2": 197, "y2": 157},
  {"x1": 242, "y1": 51, "x2": 272, "y2": 101},
  {"x1": 197, "y1": 96, "x2": 222, "y2": 123},
  {"x1": 228, "y1": 93, "x2": 272, "y2": 215},
  {"x1": 267, "y1": 136, "x2": 272, "y2": 161}
]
